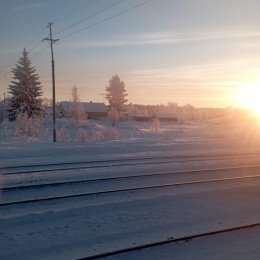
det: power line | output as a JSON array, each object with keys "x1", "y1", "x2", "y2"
[
  {"x1": 0, "y1": 54, "x2": 20, "y2": 72},
  {"x1": 0, "y1": 0, "x2": 102, "y2": 74},
  {"x1": 25, "y1": 27, "x2": 48, "y2": 50},
  {"x1": 0, "y1": 45, "x2": 47, "y2": 77},
  {"x1": 0, "y1": 0, "x2": 99, "y2": 74},
  {"x1": 31, "y1": 46, "x2": 49, "y2": 59},
  {"x1": 59, "y1": 0, "x2": 153, "y2": 40},
  {"x1": 0, "y1": 44, "x2": 44, "y2": 76},
  {"x1": 53, "y1": 0, "x2": 101, "y2": 25},
  {"x1": 29, "y1": 40, "x2": 44, "y2": 53},
  {"x1": 0, "y1": 0, "x2": 152, "y2": 74},
  {"x1": 54, "y1": 0, "x2": 125, "y2": 36},
  {"x1": 0, "y1": 27, "x2": 47, "y2": 75},
  {"x1": 0, "y1": 0, "x2": 153, "y2": 79}
]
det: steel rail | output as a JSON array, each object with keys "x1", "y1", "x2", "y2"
[
  {"x1": 2, "y1": 151, "x2": 260, "y2": 170},
  {"x1": 1, "y1": 174, "x2": 260, "y2": 207},
  {"x1": 3, "y1": 153, "x2": 260, "y2": 176},
  {"x1": 75, "y1": 222, "x2": 260, "y2": 260},
  {"x1": 2, "y1": 164, "x2": 260, "y2": 192}
]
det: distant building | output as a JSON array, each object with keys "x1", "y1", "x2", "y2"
[
  {"x1": 59, "y1": 101, "x2": 107, "y2": 119},
  {"x1": 132, "y1": 111, "x2": 178, "y2": 122},
  {"x1": 133, "y1": 115, "x2": 152, "y2": 122},
  {"x1": 154, "y1": 112, "x2": 178, "y2": 122},
  {"x1": 84, "y1": 102, "x2": 107, "y2": 119}
]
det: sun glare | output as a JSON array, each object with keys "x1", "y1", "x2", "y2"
[{"x1": 236, "y1": 82, "x2": 260, "y2": 116}]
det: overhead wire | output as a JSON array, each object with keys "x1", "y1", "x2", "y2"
[
  {"x1": 1, "y1": 0, "x2": 153, "y2": 78},
  {"x1": 58, "y1": 0, "x2": 153, "y2": 40},
  {"x1": 25, "y1": 0, "x2": 104, "y2": 59},
  {"x1": 0, "y1": 54, "x2": 20, "y2": 72},
  {"x1": 53, "y1": 0, "x2": 102, "y2": 25},
  {"x1": 0, "y1": 26, "x2": 48, "y2": 75},
  {"x1": 31, "y1": 46, "x2": 50, "y2": 59},
  {"x1": 54, "y1": 0, "x2": 125, "y2": 36},
  {"x1": 0, "y1": 0, "x2": 105, "y2": 75},
  {"x1": 25, "y1": 26, "x2": 48, "y2": 50}
]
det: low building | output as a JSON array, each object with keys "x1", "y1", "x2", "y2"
[
  {"x1": 133, "y1": 115, "x2": 152, "y2": 122},
  {"x1": 154, "y1": 112, "x2": 178, "y2": 122},
  {"x1": 132, "y1": 111, "x2": 178, "y2": 122},
  {"x1": 59, "y1": 101, "x2": 107, "y2": 119},
  {"x1": 84, "y1": 102, "x2": 107, "y2": 119}
]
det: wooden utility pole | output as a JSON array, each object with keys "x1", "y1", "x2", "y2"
[
  {"x1": 43, "y1": 22, "x2": 59, "y2": 142},
  {"x1": 3, "y1": 93, "x2": 5, "y2": 121}
]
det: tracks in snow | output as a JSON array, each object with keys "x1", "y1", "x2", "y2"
[
  {"x1": 2, "y1": 151, "x2": 260, "y2": 175},
  {"x1": 76, "y1": 222, "x2": 260, "y2": 260},
  {"x1": 1, "y1": 152, "x2": 260, "y2": 259},
  {"x1": 2, "y1": 164, "x2": 260, "y2": 206}
]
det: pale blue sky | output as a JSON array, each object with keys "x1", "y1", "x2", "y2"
[{"x1": 1, "y1": 0, "x2": 260, "y2": 107}]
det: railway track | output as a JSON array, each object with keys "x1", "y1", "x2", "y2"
[
  {"x1": 2, "y1": 164, "x2": 260, "y2": 192},
  {"x1": 2, "y1": 151, "x2": 260, "y2": 176},
  {"x1": 1, "y1": 165, "x2": 260, "y2": 206},
  {"x1": 2, "y1": 153, "x2": 260, "y2": 260},
  {"x1": 75, "y1": 222, "x2": 260, "y2": 260}
]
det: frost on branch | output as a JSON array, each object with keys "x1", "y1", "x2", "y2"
[
  {"x1": 15, "y1": 113, "x2": 43, "y2": 142},
  {"x1": 78, "y1": 129, "x2": 88, "y2": 143},
  {"x1": 57, "y1": 126, "x2": 71, "y2": 141},
  {"x1": 70, "y1": 86, "x2": 85, "y2": 125},
  {"x1": 92, "y1": 125, "x2": 120, "y2": 141}
]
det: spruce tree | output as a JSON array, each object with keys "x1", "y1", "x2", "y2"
[{"x1": 8, "y1": 48, "x2": 43, "y2": 121}]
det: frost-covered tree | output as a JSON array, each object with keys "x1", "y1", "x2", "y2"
[
  {"x1": 70, "y1": 85, "x2": 85, "y2": 124},
  {"x1": 105, "y1": 75, "x2": 128, "y2": 126},
  {"x1": 8, "y1": 48, "x2": 43, "y2": 121},
  {"x1": 71, "y1": 85, "x2": 79, "y2": 103}
]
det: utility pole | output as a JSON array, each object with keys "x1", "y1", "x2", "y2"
[
  {"x1": 3, "y1": 93, "x2": 5, "y2": 122},
  {"x1": 43, "y1": 22, "x2": 59, "y2": 142}
]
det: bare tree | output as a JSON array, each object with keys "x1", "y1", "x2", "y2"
[
  {"x1": 70, "y1": 86, "x2": 85, "y2": 124},
  {"x1": 71, "y1": 85, "x2": 79, "y2": 103}
]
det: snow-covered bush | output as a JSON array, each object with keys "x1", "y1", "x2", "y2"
[
  {"x1": 71, "y1": 102, "x2": 85, "y2": 126},
  {"x1": 78, "y1": 129, "x2": 88, "y2": 143},
  {"x1": 15, "y1": 113, "x2": 43, "y2": 142},
  {"x1": 92, "y1": 125, "x2": 120, "y2": 141},
  {"x1": 92, "y1": 130, "x2": 105, "y2": 141},
  {"x1": 108, "y1": 107, "x2": 120, "y2": 127},
  {"x1": 57, "y1": 127, "x2": 70, "y2": 141}
]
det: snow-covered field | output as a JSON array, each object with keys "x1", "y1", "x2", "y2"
[{"x1": 1, "y1": 119, "x2": 260, "y2": 259}]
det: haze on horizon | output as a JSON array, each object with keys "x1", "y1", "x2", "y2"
[{"x1": 1, "y1": 0, "x2": 260, "y2": 110}]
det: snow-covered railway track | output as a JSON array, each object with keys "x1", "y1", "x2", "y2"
[
  {"x1": 2, "y1": 152, "x2": 260, "y2": 176},
  {"x1": 2, "y1": 164, "x2": 260, "y2": 192},
  {"x1": 1, "y1": 165, "x2": 260, "y2": 206},
  {"x1": 75, "y1": 222, "x2": 260, "y2": 260}
]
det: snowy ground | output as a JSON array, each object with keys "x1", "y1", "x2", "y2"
[{"x1": 1, "y1": 119, "x2": 260, "y2": 259}]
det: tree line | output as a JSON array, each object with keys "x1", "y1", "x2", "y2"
[{"x1": 6, "y1": 48, "x2": 128, "y2": 124}]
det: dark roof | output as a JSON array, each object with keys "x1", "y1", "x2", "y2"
[{"x1": 60, "y1": 101, "x2": 107, "y2": 113}]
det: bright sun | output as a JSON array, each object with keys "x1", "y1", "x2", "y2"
[{"x1": 237, "y1": 82, "x2": 260, "y2": 116}]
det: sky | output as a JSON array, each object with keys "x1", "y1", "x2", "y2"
[{"x1": 1, "y1": 0, "x2": 260, "y2": 108}]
